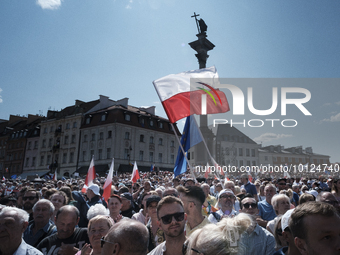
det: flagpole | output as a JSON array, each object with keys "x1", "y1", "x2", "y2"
[{"x1": 170, "y1": 123, "x2": 197, "y2": 182}]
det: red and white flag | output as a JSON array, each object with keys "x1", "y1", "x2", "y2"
[
  {"x1": 82, "y1": 156, "x2": 96, "y2": 193},
  {"x1": 204, "y1": 163, "x2": 211, "y2": 179},
  {"x1": 52, "y1": 169, "x2": 57, "y2": 181},
  {"x1": 102, "y1": 158, "x2": 114, "y2": 202},
  {"x1": 153, "y1": 66, "x2": 229, "y2": 123},
  {"x1": 131, "y1": 161, "x2": 140, "y2": 183}
]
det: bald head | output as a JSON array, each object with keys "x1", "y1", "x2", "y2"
[{"x1": 102, "y1": 219, "x2": 148, "y2": 255}]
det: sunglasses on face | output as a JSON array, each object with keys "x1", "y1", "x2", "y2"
[
  {"x1": 160, "y1": 212, "x2": 185, "y2": 224},
  {"x1": 23, "y1": 196, "x2": 36, "y2": 201},
  {"x1": 220, "y1": 195, "x2": 234, "y2": 199},
  {"x1": 243, "y1": 203, "x2": 257, "y2": 209},
  {"x1": 100, "y1": 237, "x2": 116, "y2": 248}
]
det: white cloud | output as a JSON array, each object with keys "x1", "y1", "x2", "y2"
[
  {"x1": 253, "y1": 133, "x2": 293, "y2": 143},
  {"x1": 0, "y1": 88, "x2": 2, "y2": 103},
  {"x1": 126, "y1": 0, "x2": 133, "y2": 9},
  {"x1": 36, "y1": 0, "x2": 62, "y2": 10},
  {"x1": 322, "y1": 112, "x2": 340, "y2": 122}
]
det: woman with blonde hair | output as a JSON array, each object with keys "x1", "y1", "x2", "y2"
[{"x1": 184, "y1": 213, "x2": 252, "y2": 255}]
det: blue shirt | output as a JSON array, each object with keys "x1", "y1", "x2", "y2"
[
  {"x1": 23, "y1": 220, "x2": 57, "y2": 247},
  {"x1": 239, "y1": 223, "x2": 276, "y2": 255},
  {"x1": 258, "y1": 200, "x2": 276, "y2": 221},
  {"x1": 242, "y1": 182, "x2": 257, "y2": 196}
]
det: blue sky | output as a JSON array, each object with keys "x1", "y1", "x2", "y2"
[{"x1": 1, "y1": 0, "x2": 339, "y2": 162}]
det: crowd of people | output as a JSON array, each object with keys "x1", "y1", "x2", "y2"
[{"x1": 0, "y1": 171, "x2": 339, "y2": 255}]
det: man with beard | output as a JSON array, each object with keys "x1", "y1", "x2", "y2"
[
  {"x1": 23, "y1": 189, "x2": 40, "y2": 221},
  {"x1": 36, "y1": 205, "x2": 89, "y2": 255},
  {"x1": 148, "y1": 196, "x2": 187, "y2": 255},
  {"x1": 208, "y1": 189, "x2": 238, "y2": 223}
]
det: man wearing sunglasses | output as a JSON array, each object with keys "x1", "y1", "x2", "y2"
[
  {"x1": 148, "y1": 196, "x2": 187, "y2": 255},
  {"x1": 23, "y1": 189, "x2": 40, "y2": 222},
  {"x1": 239, "y1": 195, "x2": 276, "y2": 255}
]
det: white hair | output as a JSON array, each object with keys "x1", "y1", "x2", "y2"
[
  {"x1": 0, "y1": 206, "x2": 29, "y2": 224},
  {"x1": 87, "y1": 203, "x2": 109, "y2": 220},
  {"x1": 186, "y1": 213, "x2": 253, "y2": 255},
  {"x1": 271, "y1": 194, "x2": 290, "y2": 211},
  {"x1": 33, "y1": 199, "x2": 55, "y2": 214}
]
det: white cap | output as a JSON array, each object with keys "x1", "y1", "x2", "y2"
[
  {"x1": 88, "y1": 184, "x2": 100, "y2": 196},
  {"x1": 281, "y1": 208, "x2": 294, "y2": 231},
  {"x1": 306, "y1": 190, "x2": 318, "y2": 198}
]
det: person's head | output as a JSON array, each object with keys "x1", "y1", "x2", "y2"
[
  {"x1": 163, "y1": 187, "x2": 178, "y2": 198},
  {"x1": 101, "y1": 219, "x2": 149, "y2": 255},
  {"x1": 120, "y1": 193, "x2": 132, "y2": 211},
  {"x1": 59, "y1": 186, "x2": 74, "y2": 202},
  {"x1": 299, "y1": 193, "x2": 315, "y2": 204},
  {"x1": 33, "y1": 199, "x2": 55, "y2": 225},
  {"x1": 240, "y1": 173, "x2": 249, "y2": 185},
  {"x1": 55, "y1": 205, "x2": 80, "y2": 239},
  {"x1": 184, "y1": 213, "x2": 252, "y2": 255},
  {"x1": 218, "y1": 189, "x2": 236, "y2": 211},
  {"x1": 273, "y1": 216, "x2": 288, "y2": 249},
  {"x1": 179, "y1": 186, "x2": 205, "y2": 215},
  {"x1": 281, "y1": 209, "x2": 296, "y2": 251},
  {"x1": 87, "y1": 203, "x2": 109, "y2": 220},
  {"x1": 156, "y1": 196, "x2": 186, "y2": 239},
  {"x1": 201, "y1": 183, "x2": 210, "y2": 197},
  {"x1": 259, "y1": 185, "x2": 265, "y2": 195},
  {"x1": 0, "y1": 207, "x2": 29, "y2": 253},
  {"x1": 23, "y1": 189, "x2": 40, "y2": 212},
  {"x1": 271, "y1": 194, "x2": 291, "y2": 215},
  {"x1": 87, "y1": 184, "x2": 101, "y2": 200},
  {"x1": 88, "y1": 215, "x2": 113, "y2": 251},
  {"x1": 184, "y1": 179, "x2": 195, "y2": 187},
  {"x1": 276, "y1": 178, "x2": 287, "y2": 191},
  {"x1": 50, "y1": 191, "x2": 68, "y2": 212},
  {"x1": 224, "y1": 181, "x2": 235, "y2": 194},
  {"x1": 215, "y1": 182, "x2": 223, "y2": 193},
  {"x1": 316, "y1": 191, "x2": 340, "y2": 213},
  {"x1": 108, "y1": 194, "x2": 123, "y2": 216},
  {"x1": 332, "y1": 178, "x2": 340, "y2": 193},
  {"x1": 264, "y1": 184, "x2": 277, "y2": 204},
  {"x1": 143, "y1": 181, "x2": 151, "y2": 192},
  {"x1": 289, "y1": 202, "x2": 340, "y2": 255},
  {"x1": 240, "y1": 196, "x2": 258, "y2": 216},
  {"x1": 146, "y1": 196, "x2": 161, "y2": 219},
  {"x1": 301, "y1": 185, "x2": 309, "y2": 193}
]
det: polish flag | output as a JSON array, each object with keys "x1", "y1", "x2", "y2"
[
  {"x1": 82, "y1": 156, "x2": 96, "y2": 193},
  {"x1": 131, "y1": 161, "x2": 140, "y2": 183},
  {"x1": 153, "y1": 66, "x2": 229, "y2": 123},
  {"x1": 102, "y1": 158, "x2": 114, "y2": 202},
  {"x1": 52, "y1": 169, "x2": 57, "y2": 181}
]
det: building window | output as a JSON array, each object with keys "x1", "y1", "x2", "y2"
[
  {"x1": 170, "y1": 155, "x2": 174, "y2": 164},
  {"x1": 247, "y1": 160, "x2": 251, "y2": 166},
  {"x1": 42, "y1": 139, "x2": 46, "y2": 148},
  {"x1": 73, "y1": 122, "x2": 77, "y2": 128},
  {"x1": 48, "y1": 138, "x2": 53, "y2": 148},
  {"x1": 86, "y1": 118, "x2": 91, "y2": 124},
  {"x1": 124, "y1": 149, "x2": 129, "y2": 160},
  {"x1": 71, "y1": 135, "x2": 76, "y2": 144},
  {"x1": 264, "y1": 156, "x2": 268, "y2": 161},
  {"x1": 34, "y1": 141, "x2": 38, "y2": 149},
  {"x1": 149, "y1": 152, "x2": 154, "y2": 162},
  {"x1": 101, "y1": 114, "x2": 106, "y2": 121},
  {"x1": 159, "y1": 122, "x2": 163, "y2": 128},
  {"x1": 140, "y1": 135, "x2": 144, "y2": 142},
  {"x1": 32, "y1": 157, "x2": 36, "y2": 167},
  {"x1": 288, "y1": 157, "x2": 292, "y2": 162},
  {"x1": 25, "y1": 158, "x2": 29, "y2": 167},
  {"x1": 158, "y1": 138, "x2": 163, "y2": 145},
  {"x1": 99, "y1": 132, "x2": 104, "y2": 140},
  {"x1": 239, "y1": 160, "x2": 243, "y2": 166},
  {"x1": 246, "y1": 149, "x2": 250, "y2": 157},
  {"x1": 139, "y1": 151, "x2": 144, "y2": 161},
  {"x1": 158, "y1": 153, "x2": 162, "y2": 163},
  {"x1": 27, "y1": 142, "x2": 31, "y2": 150},
  {"x1": 239, "y1": 148, "x2": 243, "y2": 156},
  {"x1": 139, "y1": 118, "x2": 145, "y2": 125},
  {"x1": 171, "y1": 140, "x2": 174, "y2": 147},
  {"x1": 150, "y1": 120, "x2": 154, "y2": 127},
  {"x1": 125, "y1": 132, "x2": 130, "y2": 140},
  {"x1": 252, "y1": 161, "x2": 256, "y2": 166},
  {"x1": 82, "y1": 151, "x2": 86, "y2": 161},
  {"x1": 47, "y1": 155, "x2": 51, "y2": 165},
  {"x1": 98, "y1": 149, "x2": 102, "y2": 160},
  {"x1": 66, "y1": 123, "x2": 70, "y2": 129},
  {"x1": 50, "y1": 126, "x2": 54, "y2": 133},
  {"x1": 150, "y1": 136, "x2": 154, "y2": 144},
  {"x1": 64, "y1": 136, "x2": 69, "y2": 145},
  {"x1": 90, "y1": 150, "x2": 94, "y2": 158},
  {"x1": 84, "y1": 134, "x2": 88, "y2": 142},
  {"x1": 91, "y1": 133, "x2": 95, "y2": 141},
  {"x1": 125, "y1": 114, "x2": 131, "y2": 121},
  {"x1": 69, "y1": 152, "x2": 74, "y2": 163},
  {"x1": 251, "y1": 149, "x2": 255, "y2": 157},
  {"x1": 43, "y1": 127, "x2": 48, "y2": 134},
  {"x1": 107, "y1": 148, "x2": 111, "y2": 159},
  {"x1": 108, "y1": 131, "x2": 112, "y2": 139},
  {"x1": 40, "y1": 156, "x2": 44, "y2": 166},
  {"x1": 63, "y1": 153, "x2": 67, "y2": 163}
]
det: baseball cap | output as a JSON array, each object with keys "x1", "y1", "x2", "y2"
[
  {"x1": 218, "y1": 189, "x2": 235, "y2": 198},
  {"x1": 306, "y1": 190, "x2": 318, "y2": 198},
  {"x1": 120, "y1": 192, "x2": 132, "y2": 201},
  {"x1": 88, "y1": 184, "x2": 100, "y2": 196},
  {"x1": 146, "y1": 195, "x2": 161, "y2": 208},
  {"x1": 281, "y1": 208, "x2": 294, "y2": 231}
]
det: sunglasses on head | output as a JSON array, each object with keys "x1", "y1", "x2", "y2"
[
  {"x1": 100, "y1": 237, "x2": 115, "y2": 248},
  {"x1": 160, "y1": 212, "x2": 184, "y2": 224},
  {"x1": 23, "y1": 196, "x2": 36, "y2": 201},
  {"x1": 243, "y1": 203, "x2": 257, "y2": 209}
]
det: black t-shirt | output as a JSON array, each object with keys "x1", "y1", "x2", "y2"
[{"x1": 36, "y1": 228, "x2": 89, "y2": 255}]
